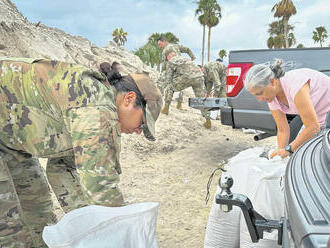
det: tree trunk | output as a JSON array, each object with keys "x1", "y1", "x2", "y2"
[
  {"x1": 201, "y1": 25, "x2": 205, "y2": 66},
  {"x1": 283, "y1": 16, "x2": 289, "y2": 48},
  {"x1": 207, "y1": 26, "x2": 211, "y2": 62}
]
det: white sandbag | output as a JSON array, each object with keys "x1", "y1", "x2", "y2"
[
  {"x1": 173, "y1": 92, "x2": 180, "y2": 99},
  {"x1": 204, "y1": 147, "x2": 288, "y2": 248},
  {"x1": 232, "y1": 148, "x2": 287, "y2": 248},
  {"x1": 210, "y1": 110, "x2": 219, "y2": 120},
  {"x1": 239, "y1": 164, "x2": 285, "y2": 248},
  {"x1": 42, "y1": 202, "x2": 159, "y2": 248},
  {"x1": 204, "y1": 185, "x2": 240, "y2": 248}
]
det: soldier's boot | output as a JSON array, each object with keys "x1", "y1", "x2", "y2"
[
  {"x1": 204, "y1": 118, "x2": 212, "y2": 129},
  {"x1": 176, "y1": 102, "x2": 183, "y2": 110},
  {"x1": 161, "y1": 104, "x2": 170, "y2": 115}
]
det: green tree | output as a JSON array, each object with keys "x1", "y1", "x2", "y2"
[
  {"x1": 218, "y1": 49, "x2": 227, "y2": 59},
  {"x1": 271, "y1": 0, "x2": 297, "y2": 48},
  {"x1": 267, "y1": 20, "x2": 296, "y2": 48},
  {"x1": 296, "y1": 43, "x2": 304, "y2": 48},
  {"x1": 134, "y1": 32, "x2": 179, "y2": 71},
  {"x1": 196, "y1": 0, "x2": 222, "y2": 63},
  {"x1": 134, "y1": 43, "x2": 161, "y2": 69},
  {"x1": 148, "y1": 32, "x2": 179, "y2": 44},
  {"x1": 112, "y1": 28, "x2": 128, "y2": 46},
  {"x1": 312, "y1": 26, "x2": 328, "y2": 47}
]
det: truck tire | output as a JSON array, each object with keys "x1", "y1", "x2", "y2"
[{"x1": 289, "y1": 115, "x2": 303, "y2": 143}]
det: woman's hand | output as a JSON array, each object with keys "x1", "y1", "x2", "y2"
[{"x1": 270, "y1": 148, "x2": 290, "y2": 159}]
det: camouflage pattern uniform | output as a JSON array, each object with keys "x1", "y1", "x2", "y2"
[
  {"x1": 156, "y1": 71, "x2": 166, "y2": 95},
  {"x1": 164, "y1": 55, "x2": 210, "y2": 119},
  {"x1": 161, "y1": 43, "x2": 196, "y2": 105},
  {"x1": 0, "y1": 58, "x2": 123, "y2": 247},
  {"x1": 203, "y1": 61, "x2": 227, "y2": 97}
]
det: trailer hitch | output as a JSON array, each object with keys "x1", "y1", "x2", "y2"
[{"x1": 215, "y1": 174, "x2": 284, "y2": 246}]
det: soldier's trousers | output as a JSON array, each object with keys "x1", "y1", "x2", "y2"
[
  {"x1": 176, "y1": 91, "x2": 183, "y2": 104},
  {"x1": 164, "y1": 77, "x2": 210, "y2": 118},
  {"x1": 0, "y1": 147, "x2": 90, "y2": 248},
  {"x1": 205, "y1": 81, "x2": 226, "y2": 98},
  {"x1": 158, "y1": 82, "x2": 183, "y2": 103},
  {"x1": 0, "y1": 148, "x2": 56, "y2": 248}
]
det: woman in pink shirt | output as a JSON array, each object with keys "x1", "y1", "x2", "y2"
[{"x1": 244, "y1": 59, "x2": 330, "y2": 159}]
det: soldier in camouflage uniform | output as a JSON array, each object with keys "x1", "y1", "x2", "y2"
[
  {"x1": 203, "y1": 59, "x2": 227, "y2": 98},
  {"x1": 158, "y1": 37, "x2": 196, "y2": 110},
  {"x1": 0, "y1": 58, "x2": 162, "y2": 247},
  {"x1": 161, "y1": 52, "x2": 211, "y2": 129}
]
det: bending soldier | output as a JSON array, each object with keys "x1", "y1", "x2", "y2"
[
  {"x1": 158, "y1": 36, "x2": 196, "y2": 110},
  {"x1": 0, "y1": 58, "x2": 162, "y2": 247},
  {"x1": 161, "y1": 52, "x2": 211, "y2": 129},
  {"x1": 203, "y1": 58, "x2": 227, "y2": 97}
]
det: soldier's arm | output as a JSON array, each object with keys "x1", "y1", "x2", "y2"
[
  {"x1": 220, "y1": 65, "x2": 227, "y2": 86},
  {"x1": 179, "y1": 45, "x2": 196, "y2": 61},
  {"x1": 161, "y1": 50, "x2": 167, "y2": 63},
  {"x1": 164, "y1": 63, "x2": 174, "y2": 89},
  {"x1": 161, "y1": 61, "x2": 167, "y2": 72},
  {"x1": 67, "y1": 106, "x2": 123, "y2": 207}
]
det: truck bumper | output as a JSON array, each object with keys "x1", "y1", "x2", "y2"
[{"x1": 188, "y1": 97, "x2": 228, "y2": 110}]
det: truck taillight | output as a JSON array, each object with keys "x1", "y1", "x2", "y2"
[{"x1": 226, "y1": 63, "x2": 253, "y2": 97}]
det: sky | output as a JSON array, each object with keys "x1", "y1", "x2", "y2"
[{"x1": 12, "y1": 0, "x2": 330, "y2": 64}]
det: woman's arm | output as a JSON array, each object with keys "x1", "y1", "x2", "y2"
[
  {"x1": 291, "y1": 82, "x2": 320, "y2": 151},
  {"x1": 269, "y1": 109, "x2": 290, "y2": 158},
  {"x1": 271, "y1": 109, "x2": 290, "y2": 148}
]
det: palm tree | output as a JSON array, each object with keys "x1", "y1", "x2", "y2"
[
  {"x1": 206, "y1": 14, "x2": 220, "y2": 62},
  {"x1": 112, "y1": 28, "x2": 128, "y2": 46},
  {"x1": 195, "y1": 0, "x2": 222, "y2": 63},
  {"x1": 218, "y1": 49, "x2": 227, "y2": 59},
  {"x1": 312, "y1": 26, "x2": 328, "y2": 47},
  {"x1": 267, "y1": 20, "x2": 296, "y2": 48},
  {"x1": 271, "y1": 0, "x2": 297, "y2": 48},
  {"x1": 195, "y1": 11, "x2": 207, "y2": 65},
  {"x1": 267, "y1": 37, "x2": 275, "y2": 49}
]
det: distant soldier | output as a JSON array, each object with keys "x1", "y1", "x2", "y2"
[
  {"x1": 158, "y1": 36, "x2": 196, "y2": 110},
  {"x1": 0, "y1": 58, "x2": 162, "y2": 247},
  {"x1": 203, "y1": 58, "x2": 227, "y2": 97},
  {"x1": 162, "y1": 52, "x2": 211, "y2": 129},
  {"x1": 111, "y1": 61, "x2": 121, "y2": 74}
]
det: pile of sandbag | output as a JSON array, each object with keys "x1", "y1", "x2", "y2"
[{"x1": 204, "y1": 147, "x2": 289, "y2": 248}]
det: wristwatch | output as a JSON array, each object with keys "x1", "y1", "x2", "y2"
[{"x1": 285, "y1": 144, "x2": 293, "y2": 154}]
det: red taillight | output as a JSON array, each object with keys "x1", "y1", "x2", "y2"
[{"x1": 226, "y1": 63, "x2": 253, "y2": 97}]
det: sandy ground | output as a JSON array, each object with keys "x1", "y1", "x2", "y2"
[{"x1": 42, "y1": 90, "x2": 277, "y2": 248}]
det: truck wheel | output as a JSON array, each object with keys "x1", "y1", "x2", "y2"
[{"x1": 289, "y1": 115, "x2": 303, "y2": 143}]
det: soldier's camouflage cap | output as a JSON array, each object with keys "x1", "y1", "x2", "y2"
[{"x1": 130, "y1": 73, "x2": 163, "y2": 141}]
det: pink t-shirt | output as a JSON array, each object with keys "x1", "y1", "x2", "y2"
[{"x1": 268, "y1": 68, "x2": 330, "y2": 126}]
